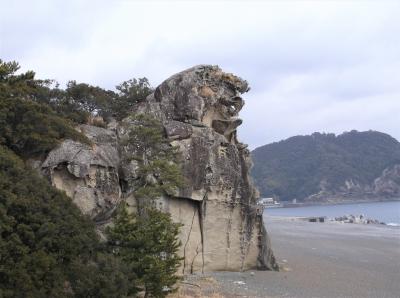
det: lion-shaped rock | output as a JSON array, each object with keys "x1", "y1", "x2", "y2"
[{"x1": 42, "y1": 65, "x2": 278, "y2": 273}]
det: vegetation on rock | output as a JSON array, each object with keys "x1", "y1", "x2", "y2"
[
  {"x1": 0, "y1": 59, "x2": 152, "y2": 128},
  {"x1": 122, "y1": 114, "x2": 184, "y2": 204},
  {"x1": 113, "y1": 114, "x2": 184, "y2": 296},
  {"x1": 114, "y1": 78, "x2": 153, "y2": 120},
  {"x1": 107, "y1": 206, "x2": 182, "y2": 297},
  {"x1": 0, "y1": 97, "x2": 90, "y2": 157},
  {"x1": 0, "y1": 146, "x2": 137, "y2": 297},
  {"x1": 0, "y1": 59, "x2": 89, "y2": 157},
  {"x1": 0, "y1": 59, "x2": 181, "y2": 297}
]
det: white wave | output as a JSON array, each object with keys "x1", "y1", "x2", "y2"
[{"x1": 386, "y1": 223, "x2": 400, "y2": 227}]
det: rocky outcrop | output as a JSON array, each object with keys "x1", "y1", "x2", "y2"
[
  {"x1": 41, "y1": 65, "x2": 278, "y2": 273},
  {"x1": 42, "y1": 125, "x2": 120, "y2": 222},
  {"x1": 305, "y1": 165, "x2": 400, "y2": 203},
  {"x1": 332, "y1": 214, "x2": 383, "y2": 225},
  {"x1": 373, "y1": 164, "x2": 400, "y2": 198}
]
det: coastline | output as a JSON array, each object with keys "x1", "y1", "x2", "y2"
[
  {"x1": 173, "y1": 216, "x2": 400, "y2": 297},
  {"x1": 276, "y1": 197, "x2": 400, "y2": 209},
  {"x1": 264, "y1": 200, "x2": 400, "y2": 226}
]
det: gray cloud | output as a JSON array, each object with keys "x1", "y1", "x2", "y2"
[{"x1": 1, "y1": 0, "x2": 399, "y2": 148}]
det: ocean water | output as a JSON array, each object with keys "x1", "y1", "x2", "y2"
[{"x1": 264, "y1": 200, "x2": 400, "y2": 225}]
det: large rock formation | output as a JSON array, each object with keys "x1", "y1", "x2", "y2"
[
  {"x1": 42, "y1": 125, "x2": 121, "y2": 222},
  {"x1": 41, "y1": 65, "x2": 278, "y2": 273}
]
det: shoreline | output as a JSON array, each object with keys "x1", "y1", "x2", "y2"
[
  {"x1": 267, "y1": 214, "x2": 400, "y2": 229},
  {"x1": 273, "y1": 197, "x2": 400, "y2": 209},
  {"x1": 264, "y1": 200, "x2": 400, "y2": 226},
  {"x1": 269, "y1": 215, "x2": 400, "y2": 227},
  {"x1": 173, "y1": 216, "x2": 400, "y2": 297}
]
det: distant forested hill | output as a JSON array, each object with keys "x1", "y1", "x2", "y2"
[{"x1": 251, "y1": 131, "x2": 400, "y2": 202}]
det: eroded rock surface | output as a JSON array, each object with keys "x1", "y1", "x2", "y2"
[
  {"x1": 373, "y1": 164, "x2": 400, "y2": 198},
  {"x1": 41, "y1": 65, "x2": 278, "y2": 273},
  {"x1": 132, "y1": 65, "x2": 277, "y2": 272},
  {"x1": 305, "y1": 165, "x2": 400, "y2": 203},
  {"x1": 42, "y1": 125, "x2": 121, "y2": 222}
]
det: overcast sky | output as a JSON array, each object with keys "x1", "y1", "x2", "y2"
[{"x1": 1, "y1": 0, "x2": 399, "y2": 149}]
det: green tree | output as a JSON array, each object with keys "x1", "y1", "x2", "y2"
[
  {"x1": 0, "y1": 59, "x2": 51, "y2": 103},
  {"x1": 0, "y1": 59, "x2": 183, "y2": 297},
  {"x1": 45, "y1": 86, "x2": 91, "y2": 124},
  {"x1": 65, "y1": 80, "x2": 116, "y2": 118},
  {"x1": 0, "y1": 146, "x2": 138, "y2": 298},
  {"x1": 0, "y1": 146, "x2": 85, "y2": 296},
  {"x1": 0, "y1": 59, "x2": 138, "y2": 297},
  {"x1": 113, "y1": 78, "x2": 153, "y2": 120},
  {"x1": 0, "y1": 59, "x2": 89, "y2": 157},
  {"x1": 107, "y1": 206, "x2": 182, "y2": 298},
  {"x1": 0, "y1": 97, "x2": 89, "y2": 157},
  {"x1": 107, "y1": 114, "x2": 184, "y2": 297},
  {"x1": 67, "y1": 253, "x2": 139, "y2": 297},
  {"x1": 123, "y1": 114, "x2": 184, "y2": 207}
]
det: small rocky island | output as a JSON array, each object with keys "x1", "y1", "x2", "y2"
[{"x1": 41, "y1": 65, "x2": 278, "y2": 273}]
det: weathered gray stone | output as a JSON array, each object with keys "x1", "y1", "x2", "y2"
[
  {"x1": 164, "y1": 120, "x2": 193, "y2": 140},
  {"x1": 374, "y1": 164, "x2": 400, "y2": 197},
  {"x1": 42, "y1": 126, "x2": 121, "y2": 222},
  {"x1": 42, "y1": 65, "x2": 277, "y2": 273},
  {"x1": 131, "y1": 65, "x2": 277, "y2": 272}
]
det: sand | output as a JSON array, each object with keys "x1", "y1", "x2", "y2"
[{"x1": 174, "y1": 216, "x2": 400, "y2": 298}]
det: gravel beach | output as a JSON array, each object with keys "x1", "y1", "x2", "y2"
[{"x1": 174, "y1": 216, "x2": 400, "y2": 297}]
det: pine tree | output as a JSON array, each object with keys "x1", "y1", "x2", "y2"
[
  {"x1": 108, "y1": 114, "x2": 184, "y2": 297},
  {"x1": 122, "y1": 114, "x2": 184, "y2": 208},
  {"x1": 0, "y1": 59, "x2": 89, "y2": 157},
  {"x1": 0, "y1": 59, "x2": 138, "y2": 297},
  {"x1": 113, "y1": 78, "x2": 153, "y2": 120},
  {"x1": 107, "y1": 205, "x2": 182, "y2": 297},
  {"x1": 0, "y1": 146, "x2": 138, "y2": 298}
]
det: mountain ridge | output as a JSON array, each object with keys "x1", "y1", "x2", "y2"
[{"x1": 251, "y1": 130, "x2": 400, "y2": 202}]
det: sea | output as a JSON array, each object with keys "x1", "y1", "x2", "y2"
[{"x1": 264, "y1": 200, "x2": 400, "y2": 226}]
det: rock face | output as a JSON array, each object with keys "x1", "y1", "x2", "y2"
[
  {"x1": 373, "y1": 164, "x2": 400, "y2": 198},
  {"x1": 305, "y1": 165, "x2": 400, "y2": 203},
  {"x1": 41, "y1": 65, "x2": 278, "y2": 273},
  {"x1": 42, "y1": 125, "x2": 120, "y2": 222}
]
